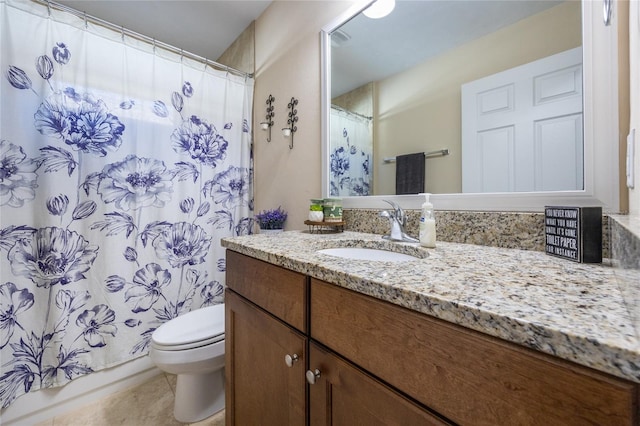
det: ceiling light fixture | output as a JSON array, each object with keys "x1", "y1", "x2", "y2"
[{"x1": 363, "y1": 0, "x2": 395, "y2": 19}]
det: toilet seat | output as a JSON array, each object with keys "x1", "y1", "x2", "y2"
[{"x1": 152, "y1": 304, "x2": 225, "y2": 351}]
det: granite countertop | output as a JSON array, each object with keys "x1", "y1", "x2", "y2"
[{"x1": 221, "y1": 231, "x2": 640, "y2": 383}]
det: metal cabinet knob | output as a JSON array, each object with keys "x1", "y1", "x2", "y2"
[
  {"x1": 306, "y1": 369, "x2": 321, "y2": 385},
  {"x1": 284, "y1": 353, "x2": 299, "y2": 368}
]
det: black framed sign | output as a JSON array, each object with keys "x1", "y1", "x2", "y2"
[{"x1": 544, "y1": 206, "x2": 602, "y2": 263}]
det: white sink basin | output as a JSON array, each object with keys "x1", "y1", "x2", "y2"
[{"x1": 317, "y1": 247, "x2": 419, "y2": 262}]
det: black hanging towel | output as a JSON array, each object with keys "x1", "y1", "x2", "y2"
[{"x1": 395, "y1": 152, "x2": 425, "y2": 195}]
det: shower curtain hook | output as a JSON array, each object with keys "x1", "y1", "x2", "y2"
[
  {"x1": 180, "y1": 49, "x2": 184, "y2": 63},
  {"x1": 152, "y1": 38, "x2": 156, "y2": 53},
  {"x1": 46, "y1": 0, "x2": 51, "y2": 17},
  {"x1": 204, "y1": 59, "x2": 208, "y2": 71},
  {"x1": 121, "y1": 26, "x2": 125, "y2": 42},
  {"x1": 83, "y1": 11, "x2": 88, "y2": 29}
]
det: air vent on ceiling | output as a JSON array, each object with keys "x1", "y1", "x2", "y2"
[{"x1": 331, "y1": 29, "x2": 351, "y2": 48}]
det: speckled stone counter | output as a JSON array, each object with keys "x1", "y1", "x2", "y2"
[{"x1": 222, "y1": 230, "x2": 640, "y2": 383}]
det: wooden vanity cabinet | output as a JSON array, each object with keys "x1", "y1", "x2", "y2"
[{"x1": 226, "y1": 250, "x2": 639, "y2": 425}]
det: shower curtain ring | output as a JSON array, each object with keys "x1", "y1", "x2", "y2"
[
  {"x1": 180, "y1": 49, "x2": 184, "y2": 63},
  {"x1": 46, "y1": 0, "x2": 51, "y2": 17},
  {"x1": 152, "y1": 38, "x2": 156, "y2": 53},
  {"x1": 121, "y1": 26, "x2": 125, "y2": 42},
  {"x1": 83, "y1": 12, "x2": 87, "y2": 29}
]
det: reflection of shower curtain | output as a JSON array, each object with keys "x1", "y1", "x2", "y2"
[
  {"x1": 329, "y1": 106, "x2": 372, "y2": 196},
  {"x1": 0, "y1": 0, "x2": 253, "y2": 407}
]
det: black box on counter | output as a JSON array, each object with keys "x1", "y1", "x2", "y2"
[{"x1": 544, "y1": 206, "x2": 602, "y2": 263}]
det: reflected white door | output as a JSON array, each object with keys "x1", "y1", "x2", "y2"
[{"x1": 461, "y1": 47, "x2": 583, "y2": 193}]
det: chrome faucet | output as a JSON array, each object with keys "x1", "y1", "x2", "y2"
[{"x1": 379, "y1": 200, "x2": 419, "y2": 243}]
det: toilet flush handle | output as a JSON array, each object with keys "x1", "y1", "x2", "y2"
[{"x1": 284, "y1": 353, "x2": 299, "y2": 367}]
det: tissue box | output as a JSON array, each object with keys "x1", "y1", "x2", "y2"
[{"x1": 544, "y1": 206, "x2": 602, "y2": 263}]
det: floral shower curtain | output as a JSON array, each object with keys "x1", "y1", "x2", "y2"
[
  {"x1": 0, "y1": 0, "x2": 253, "y2": 408},
  {"x1": 329, "y1": 106, "x2": 372, "y2": 196}
]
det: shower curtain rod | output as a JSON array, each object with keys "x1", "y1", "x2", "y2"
[
  {"x1": 31, "y1": 0, "x2": 253, "y2": 80},
  {"x1": 331, "y1": 104, "x2": 373, "y2": 120}
]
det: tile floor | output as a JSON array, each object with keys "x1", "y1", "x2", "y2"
[{"x1": 35, "y1": 373, "x2": 224, "y2": 426}]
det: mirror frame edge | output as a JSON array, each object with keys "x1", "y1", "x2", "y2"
[
  {"x1": 321, "y1": 0, "x2": 621, "y2": 213},
  {"x1": 321, "y1": 0, "x2": 374, "y2": 199}
]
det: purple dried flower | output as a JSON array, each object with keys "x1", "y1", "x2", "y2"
[{"x1": 254, "y1": 206, "x2": 287, "y2": 230}]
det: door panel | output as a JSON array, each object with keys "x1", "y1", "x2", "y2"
[
  {"x1": 535, "y1": 113, "x2": 583, "y2": 191},
  {"x1": 478, "y1": 126, "x2": 515, "y2": 192},
  {"x1": 462, "y1": 47, "x2": 583, "y2": 192},
  {"x1": 226, "y1": 290, "x2": 306, "y2": 426}
]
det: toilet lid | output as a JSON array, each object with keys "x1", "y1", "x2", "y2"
[{"x1": 152, "y1": 304, "x2": 224, "y2": 347}]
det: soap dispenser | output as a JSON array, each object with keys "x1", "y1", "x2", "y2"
[{"x1": 419, "y1": 193, "x2": 436, "y2": 248}]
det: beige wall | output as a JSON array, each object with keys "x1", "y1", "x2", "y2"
[
  {"x1": 374, "y1": 1, "x2": 582, "y2": 195},
  {"x1": 254, "y1": 0, "x2": 633, "y2": 219},
  {"x1": 253, "y1": 1, "x2": 355, "y2": 230}
]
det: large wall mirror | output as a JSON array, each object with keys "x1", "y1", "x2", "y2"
[{"x1": 321, "y1": 0, "x2": 620, "y2": 212}]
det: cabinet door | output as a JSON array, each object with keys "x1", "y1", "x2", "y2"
[
  {"x1": 308, "y1": 342, "x2": 450, "y2": 426},
  {"x1": 226, "y1": 290, "x2": 306, "y2": 426}
]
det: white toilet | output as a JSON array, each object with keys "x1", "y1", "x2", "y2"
[{"x1": 149, "y1": 304, "x2": 225, "y2": 423}]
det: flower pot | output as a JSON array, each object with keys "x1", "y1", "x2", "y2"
[
  {"x1": 308, "y1": 211, "x2": 324, "y2": 222},
  {"x1": 260, "y1": 229, "x2": 284, "y2": 235}
]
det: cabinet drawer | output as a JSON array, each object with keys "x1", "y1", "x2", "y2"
[
  {"x1": 310, "y1": 279, "x2": 638, "y2": 425},
  {"x1": 226, "y1": 250, "x2": 307, "y2": 332}
]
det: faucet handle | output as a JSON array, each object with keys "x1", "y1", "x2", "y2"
[
  {"x1": 382, "y1": 199, "x2": 405, "y2": 225},
  {"x1": 382, "y1": 199, "x2": 398, "y2": 212}
]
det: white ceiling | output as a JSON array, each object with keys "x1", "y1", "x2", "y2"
[
  {"x1": 57, "y1": 0, "x2": 272, "y2": 62},
  {"x1": 331, "y1": 0, "x2": 563, "y2": 97},
  {"x1": 52, "y1": 0, "x2": 563, "y2": 92}
]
